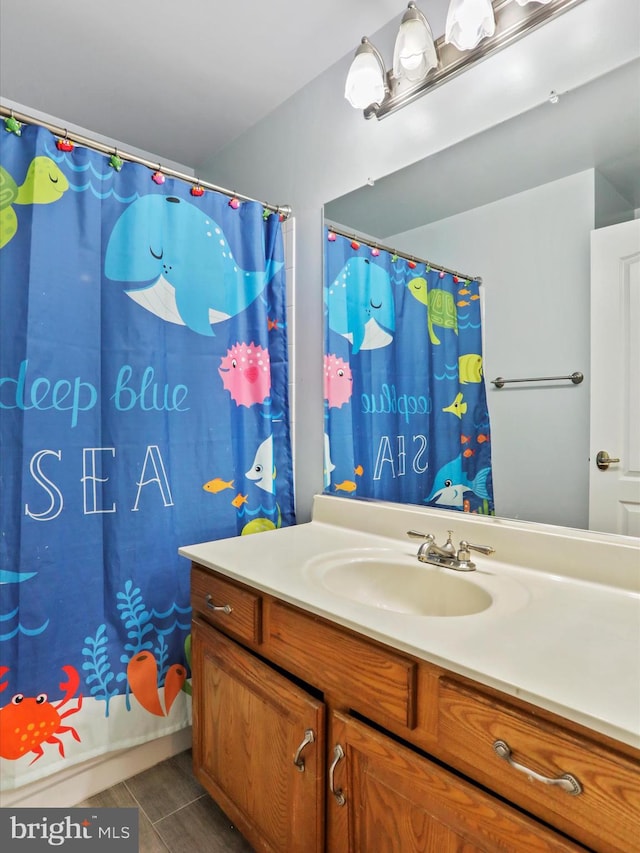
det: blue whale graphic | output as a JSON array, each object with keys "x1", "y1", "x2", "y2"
[
  {"x1": 104, "y1": 195, "x2": 282, "y2": 336},
  {"x1": 325, "y1": 258, "x2": 395, "y2": 354}
]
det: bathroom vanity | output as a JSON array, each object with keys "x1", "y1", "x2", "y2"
[{"x1": 180, "y1": 496, "x2": 640, "y2": 853}]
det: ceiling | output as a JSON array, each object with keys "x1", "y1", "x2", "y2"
[
  {"x1": 2, "y1": 0, "x2": 638, "y2": 219},
  {"x1": 0, "y1": 0, "x2": 404, "y2": 169}
]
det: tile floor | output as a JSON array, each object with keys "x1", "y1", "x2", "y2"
[{"x1": 76, "y1": 749, "x2": 254, "y2": 852}]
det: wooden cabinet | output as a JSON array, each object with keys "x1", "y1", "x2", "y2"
[
  {"x1": 267, "y1": 599, "x2": 417, "y2": 729},
  {"x1": 437, "y1": 678, "x2": 640, "y2": 852},
  {"x1": 328, "y1": 711, "x2": 583, "y2": 853},
  {"x1": 191, "y1": 567, "x2": 262, "y2": 644},
  {"x1": 191, "y1": 618, "x2": 324, "y2": 852},
  {"x1": 191, "y1": 564, "x2": 639, "y2": 853}
]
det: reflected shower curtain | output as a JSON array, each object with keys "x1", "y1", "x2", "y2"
[
  {"x1": 324, "y1": 228, "x2": 493, "y2": 513},
  {"x1": 0, "y1": 123, "x2": 294, "y2": 789}
]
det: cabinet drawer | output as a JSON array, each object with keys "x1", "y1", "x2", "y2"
[
  {"x1": 331, "y1": 710, "x2": 586, "y2": 853},
  {"x1": 438, "y1": 677, "x2": 640, "y2": 853},
  {"x1": 268, "y1": 601, "x2": 416, "y2": 729},
  {"x1": 191, "y1": 565, "x2": 262, "y2": 644}
]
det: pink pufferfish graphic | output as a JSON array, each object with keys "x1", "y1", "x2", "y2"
[
  {"x1": 219, "y1": 342, "x2": 271, "y2": 407},
  {"x1": 324, "y1": 354, "x2": 353, "y2": 408}
]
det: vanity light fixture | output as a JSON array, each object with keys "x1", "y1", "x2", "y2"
[
  {"x1": 445, "y1": 0, "x2": 496, "y2": 52},
  {"x1": 344, "y1": 37, "x2": 388, "y2": 110},
  {"x1": 393, "y1": 2, "x2": 438, "y2": 82},
  {"x1": 346, "y1": 0, "x2": 586, "y2": 120}
]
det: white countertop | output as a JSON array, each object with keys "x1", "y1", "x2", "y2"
[{"x1": 180, "y1": 496, "x2": 640, "y2": 750}]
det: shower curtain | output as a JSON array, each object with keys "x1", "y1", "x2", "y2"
[
  {"x1": 324, "y1": 227, "x2": 493, "y2": 513},
  {"x1": 0, "y1": 123, "x2": 295, "y2": 789}
]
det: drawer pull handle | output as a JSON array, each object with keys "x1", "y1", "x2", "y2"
[
  {"x1": 293, "y1": 728, "x2": 315, "y2": 772},
  {"x1": 329, "y1": 744, "x2": 346, "y2": 806},
  {"x1": 205, "y1": 594, "x2": 232, "y2": 615},
  {"x1": 493, "y1": 740, "x2": 582, "y2": 795}
]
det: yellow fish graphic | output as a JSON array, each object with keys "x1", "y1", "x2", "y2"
[
  {"x1": 203, "y1": 477, "x2": 234, "y2": 493},
  {"x1": 334, "y1": 480, "x2": 357, "y2": 493},
  {"x1": 442, "y1": 392, "x2": 467, "y2": 419},
  {"x1": 354, "y1": 465, "x2": 364, "y2": 476},
  {"x1": 459, "y1": 354, "x2": 483, "y2": 384},
  {"x1": 231, "y1": 493, "x2": 248, "y2": 508}
]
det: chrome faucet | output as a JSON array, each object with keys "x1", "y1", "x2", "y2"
[{"x1": 407, "y1": 530, "x2": 495, "y2": 572}]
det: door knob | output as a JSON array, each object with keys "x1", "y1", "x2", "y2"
[{"x1": 596, "y1": 451, "x2": 620, "y2": 470}]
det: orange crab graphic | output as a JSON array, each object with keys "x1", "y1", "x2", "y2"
[{"x1": 0, "y1": 665, "x2": 83, "y2": 764}]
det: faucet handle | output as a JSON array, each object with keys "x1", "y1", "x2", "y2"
[
  {"x1": 457, "y1": 540, "x2": 495, "y2": 561},
  {"x1": 407, "y1": 530, "x2": 435, "y2": 542},
  {"x1": 437, "y1": 530, "x2": 456, "y2": 555}
]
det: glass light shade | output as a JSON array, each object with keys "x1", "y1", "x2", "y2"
[
  {"x1": 345, "y1": 47, "x2": 386, "y2": 109},
  {"x1": 393, "y1": 16, "x2": 438, "y2": 81},
  {"x1": 445, "y1": 0, "x2": 496, "y2": 51}
]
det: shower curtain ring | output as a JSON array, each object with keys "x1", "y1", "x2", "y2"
[
  {"x1": 56, "y1": 128, "x2": 74, "y2": 151},
  {"x1": 109, "y1": 148, "x2": 124, "y2": 171}
]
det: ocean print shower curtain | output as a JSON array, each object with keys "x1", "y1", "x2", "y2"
[
  {"x1": 0, "y1": 122, "x2": 294, "y2": 789},
  {"x1": 324, "y1": 227, "x2": 493, "y2": 513}
]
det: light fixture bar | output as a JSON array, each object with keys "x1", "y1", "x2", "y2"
[{"x1": 365, "y1": 0, "x2": 587, "y2": 120}]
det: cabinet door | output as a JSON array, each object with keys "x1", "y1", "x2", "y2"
[
  {"x1": 192, "y1": 618, "x2": 325, "y2": 853},
  {"x1": 328, "y1": 711, "x2": 587, "y2": 853}
]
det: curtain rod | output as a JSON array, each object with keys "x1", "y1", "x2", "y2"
[
  {"x1": 0, "y1": 104, "x2": 291, "y2": 219},
  {"x1": 325, "y1": 222, "x2": 481, "y2": 284}
]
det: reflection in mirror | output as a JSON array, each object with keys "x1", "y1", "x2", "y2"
[
  {"x1": 324, "y1": 227, "x2": 494, "y2": 516},
  {"x1": 324, "y1": 59, "x2": 640, "y2": 531}
]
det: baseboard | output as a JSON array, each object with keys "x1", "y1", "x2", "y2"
[{"x1": 0, "y1": 727, "x2": 192, "y2": 808}]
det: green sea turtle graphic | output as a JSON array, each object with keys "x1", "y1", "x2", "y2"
[
  {"x1": 407, "y1": 276, "x2": 458, "y2": 345},
  {"x1": 0, "y1": 156, "x2": 69, "y2": 248}
]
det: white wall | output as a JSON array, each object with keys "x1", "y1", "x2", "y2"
[
  {"x1": 389, "y1": 171, "x2": 595, "y2": 528},
  {"x1": 594, "y1": 171, "x2": 636, "y2": 228},
  {"x1": 0, "y1": 729, "x2": 192, "y2": 808},
  {"x1": 0, "y1": 98, "x2": 194, "y2": 177},
  {"x1": 199, "y1": 0, "x2": 640, "y2": 522}
]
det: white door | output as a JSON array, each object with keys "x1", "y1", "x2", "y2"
[{"x1": 589, "y1": 219, "x2": 640, "y2": 535}]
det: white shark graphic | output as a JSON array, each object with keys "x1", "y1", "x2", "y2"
[{"x1": 246, "y1": 435, "x2": 275, "y2": 493}]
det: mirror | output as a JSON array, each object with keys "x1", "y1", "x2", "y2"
[{"x1": 324, "y1": 59, "x2": 640, "y2": 530}]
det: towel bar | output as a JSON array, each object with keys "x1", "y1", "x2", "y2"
[{"x1": 491, "y1": 371, "x2": 583, "y2": 388}]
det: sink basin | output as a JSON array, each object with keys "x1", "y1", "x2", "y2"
[{"x1": 307, "y1": 553, "x2": 493, "y2": 617}]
